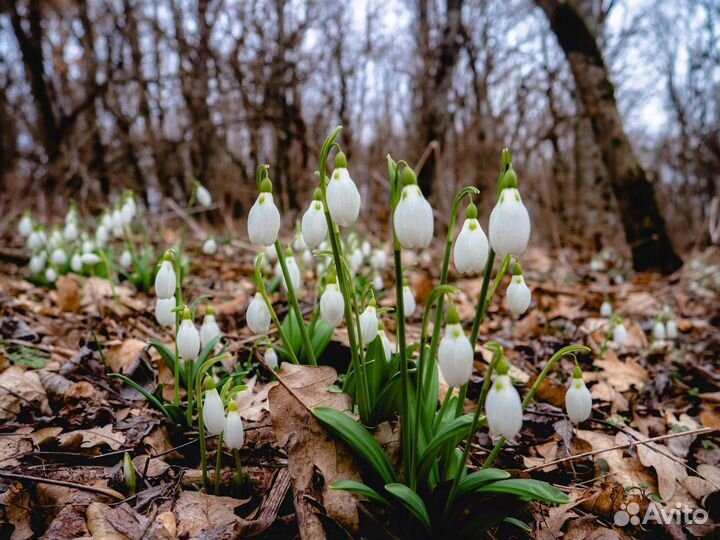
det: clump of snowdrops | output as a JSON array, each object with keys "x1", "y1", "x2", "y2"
[{"x1": 245, "y1": 126, "x2": 590, "y2": 538}]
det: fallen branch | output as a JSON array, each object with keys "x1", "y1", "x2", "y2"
[{"x1": 0, "y1": 470, "x2": 125, "y2": 500}]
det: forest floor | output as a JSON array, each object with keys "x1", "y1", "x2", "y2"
[{"x1": 0, "y1": 228, "x2": 719, "y2": 540}]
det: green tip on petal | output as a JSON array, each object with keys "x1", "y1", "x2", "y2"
[
  {"x1": 334, "y1": 151, "x2": 347, "y2": 169},
  {"x1": 369, "y1": 298, "x2": 376, "y2": 308},
  {"x1": 327, "y1": 267, "x2": 337, "y2": 282},
  {"x1": 512, "y1": 263, "x2": 523, "y2": 276},
  {"x1": 573, "y1": 365, "x2": 583, "y2": 379},
  {"x1": 496, "y1": 357, "x2": 510, "y2": 376},
  {"x1": 402, "y1": 166, "x2": 417, "y2": 186},
  {"x1": 466, "y1": 202, "x2": 478, "y2": 219},
  {"x1": 203, "y1": 377, "x2": 215, "y2": 391},
  {"x1": 227, "y1": 401, "x2": 238, "y2": 412},
  {"x1": 312, "y1": 188, "x2": 323, "y2": 201},
  {"x1": 259, "y1": 177, "x2": 273, "y2": 193},
  {"x1": 182, "y1": 307, "x2": 192, "y2": 320},
  {"x1": 446, "y1": 305, "x2": 460, "y2": 325},
  {"x1": 206, "y1": 305, "x2": 215, "y2": 316},
  {"x1": 402, "y1": 278, "x2": 409, "y2": 286},
  {"x1": 163, "y1": 250, "x2": 174, "y2": 262}
]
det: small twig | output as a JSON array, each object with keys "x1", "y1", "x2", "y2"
[
  {"x1": 524, "y1": 427, "x2": 716, "y2": 472},
  {"x1": 0, "y1": 470, "x2": 125, "y2": 500}
]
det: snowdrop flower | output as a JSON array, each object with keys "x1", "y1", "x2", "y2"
[
  {"x1": 70, "y1": 253, "x2": 83, "y2": 273},
  {"x1": 265, "y1": 244, "x2": 278, "y2": 263},
  {"x1": 45, "y1": 267, "x2": 58, "y2": 283},
  {"x1": 302, "y1": 191, "x2": 328, "y2": 248},
  {"x1": 666, "y1": 319, "x2": 678, "y2": 340},
  {"x1": 349, "y1": 249, "x2": 364, "y2": 274},
  {"x1": 612, "y1": 321, "x2": 628, "y2": 345},
  {"x1": 202, "y1": 237, "x2": 218, "y2": 255},
  {"x1": 65, "y1": 207, "x2": 78, "y2": 224},
  {"x1": 565, "y1": 366, "x2": 592, "y2": 423},
  {"x1": 275, "y1": 252, "x2": 301, "y2": 293},
  {"x1": 95, "y1": 225, "x2": 109, "y2": 247},
  {"x1": 320, "y1": 276, "x2": 344, "y2": 327},
  {"x1": 48, "y1": 229, "x2": 63, "y2": 249},
  {"x1": 359, "y1": 301, "x2": 379, "y2": 345},
  {"x1": 224, "y1": 401, "x2": 244, "y2": 449},
  {"x1": 301, "y1": 249, "x2": 313, "y2": 267},
  {"x1": 82, "y1": 239, "x2": 94, "y2": 254},
  {"x1": 393, "y1": 167, "x2": 433, "y2": 249},
  {"x1": 50, "y1": 248, "x2": 68, "y2": 267},
  {"x1": 361, "y1": 240, "x2": 371, "y2": 258},
  {"x1": 246, "y1": 292, "x2": 271, "y2": 334},
  {"x1": 379, "y1": 326, "x2": 393, "y2": 361},
  {"x1": 155, "y1": 296, "x2": 176, "y2": 327},
  {"x1": 121, "y1": 199, "x2": 135, "y2": 224},
  {"x1": 600, "y1": 300, "x2": 613, "y2": 318},
  {"x1": 453, "y1": 202, "x2": 489, "y2": 274},
  {"x1": 438, "y1": 307, "x2": 474, "y2": 388},
  {"x1": 154, "y1": 253, "x2": 176, "y2": 299},
  {"x1": 326, "y1": 152, "x2": 361, "y2": 227},
  {"x1": 18, "y1": 214, "x2": 33, "y2": 237},
  {"x1": 652, "y1": 319, "x2": 666, "y2": 341},
  {"x1": 195, "y1": 182, "x2": 212, "y2": 208},
  {"x1": 247, "y1": 178, "x2": 281, "y2": 246},
  {"x1": 27, "y1": 229, "x2": 45, "y2": 251},
  {"x1": 111, "y1": 209, "x2": 124, "y2": 238},
  {"x1": 81, "y1": 253, "x2": 101, "y2": 266},
  {"x1": 200, "y1": 306, "x2": 221, "y2": 349},
  {"x1": 370, "y1": 249, "x2": 387, "y2": 271},
  {"x1": 202, "y1": 378, "x2": 225, "y2": 436},
  {"x1": 402, "y1": 282, "x2": 416, "y2": 317},
  {"x1": 485, "y1": 361, "x2": 523, "y2": 440},
  {"x1": 101, "y1": 212, "x2": 113, "y2": 230},
  {"x1": 177, "y1": 307, "x2": 200, "y2": 360},
  {"x1": 264, "y1": 347, "x2": 278, "y2": 370},
  {"x1": 506, "y1": 265, "x2": 531, "y2": 315},
  {"x1": 292, "y1": 230, "x2": 307, "y2": 252},
  {"x1": 372, "y1": 273, "x2": 384, "y2": 292},
  {"x1": 119, "y1": 250, "x2": 132, "y2": 269},
  {"x1": 488, "y1": 167, "x2": 531, "y2": 257},
  {"x1": 29, "y1": 252, "x2": 47, "y2": 274},
  {"x1": 64, "y1": 220, "x2": 79, "y2": 242}
]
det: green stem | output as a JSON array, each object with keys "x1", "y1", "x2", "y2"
[
  {"x1": 214, "y1": 432, "x2": 224, "y2": 495},
  {"x1": 274, "y1": 240, "x2": 316, "y2": 366},
  {"x1": 393, "y1": 246, "x2": 412, "y2": 487},
  {"x1": 173, "y1": 253, "x2": 184, "y2": 407},
  {"x1": 196, "y1": 378, "x2": 209, "y2": 489},
  {"x1": 185, "y1": 360, "x2": 194, "y2": 426}
]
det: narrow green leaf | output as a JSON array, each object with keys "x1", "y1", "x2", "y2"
[
  {"x1": 457, "y1": 469, "x2": 511, "y2": 496},
  {"x1": 473, "y1": 479, "x2": 571, "y2": 504},
  {"x1": 331, "y1": 480, "x2": 391, "y2": 507},
  {"x1": 384, "y1": 483, "x2": 431, "y2": 532},
  {"x1": 109, "y1": 373, "x2": 172, "y2": 420},
  {"x1": 503, "y1": 517, "x2": 532, "y2": 532},
  {"x1": 313, "y1": 407, "x2": 396, "y2": 484},
  {"x1": 417, "y1": 414, "x2": 474, "y2": 480},
  {"x1": 149, "y1": 340, "x2": 176, "y2": 373}
]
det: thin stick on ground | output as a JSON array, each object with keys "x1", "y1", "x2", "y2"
[{"x1": 0, "y1": 470, "x2": 125, "y2": 500}]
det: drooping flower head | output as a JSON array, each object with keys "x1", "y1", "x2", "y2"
[
  {"x1": 202, "y1": 377, "x2": 226, "y2": 436},
  {"x1": 264, "y1": 347, "x2": 279, "y2": 370},
  {"x1": 320, "y1": 269, "x2": 344, "y2": 328},
  {"x1": 177, "y1": 307, "x2": 200, "y2": 361},
  {"x1": 600, "y1": 299, "x2": 613, "y2": 318},
  {"x1": 489, "y1": 166, "x2": 531, "y2": 257},
  {"x1": 438, "y1": 306, "x2": 474, "y2": 388},
  {"x1": 155, "y1": 296, "x2": 176, "y2": 327},
  {"x1": 565, "y1": 365, "x2": 592, "y2": 423},
  {"x1": 359, "y1": 299, "x2": 379, "y2": 345},
  {"x1": 248, "y1": 177, "x2": 281, "y2": 246},
  {"x1": 612, "y1": 319, "x2": 628, "y2": 345},
  {"x1": 18, "y1": 213, "x2": 33, "y2": 237},
  {"x1": 201, "y1": 305, "x2": 221, "y2": 349},
  {"x1": 402, "y1": 279, "x2": 416, "y2": 318},
  {"x1": 154, "y1": 251, "x2": 177, "y2": 299},
  {"x1": 246, "y1": 292, "x2": 271, "y2": 334},
  {"x1": 302, "y1": 188, "x2": 328, "y2": 248},
  {"x1": 652, "y1": 318, "x2": 666, "y2": 342},
  {"x1": 202, "y1": 237, "x2": 218, "y2": 255},
  {"x1": 224, "y1": 401, "x2": 244, "y2": 450},
  {"x1": 454, "y1": 201, "x2": 489, "y2": 274},
  {"x1": 195, "y1": 181, "x2": 213, "y2": 208},
  {"x1": 275, "y1": 249, "x2": 301, "y2": 293},
  {"x1": 506, "y1": 263, "x2": 531, "y2": 316},
  {"x1": 326, "y1": 151, "x2": 361, "y2": 227},
  {"x1": 393, "y1": 166, "x2": 434, "y2": 249},
  {"x1": 485, "y1": 358, "x2": 523, "y2": 440}
]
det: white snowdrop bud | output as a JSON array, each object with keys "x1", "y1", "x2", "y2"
[
  {"x1": 224, "y1": 402, "x2": 244, "y2": 449},
  {"x1": 112, "y1": 210, "x2": 124, "y2": 238},
  {"x1": 666, "y1": 319, "x2": 678, "y2": 340},
  {"x1": 101, "y1": 213, "x2": 113, "y2": 229},
  {"x1": 612, "y1": 322, "x2": 628, "y2": 345},
  {"x1": 95, "y1": 225, "x2": 109, "y2": 247},
  {"x1": 565, "y1": 366, "x2": 592, "y2": 423},
  {"x1": 48, "y1": 229, "x2": 62, "y2": 249},
  {"x1": 119, "y1": 250, "x2": 132, "y2": 269},
  {"x1": 293, "y1": 231, "x2": 307, "y2": 252},
  {"x1": 202, "y1": 380, "x2": 226, "y2": 436},
  {"x1": 453, "y1": 203, "x2": 489, "y2": 274},
  {"x1": 247, "y1": 178, "x2": 281, "y2": 246},
  {"x1": 195, "y1": 183, "x2": 212, "y2": 208},
  {"x1": 326, "y1": 153, "x2": 361, "y2": 227},
  {"x1": 402, "y1": 284, "x2": 416, "y2": 317},
  {"x1": 485, "y1": 363, "x2": 523, "y2": 440},
  {"x1": 45, "y1": 267, "x2": 58, "y2": 283},
  {"x1": 65, "y1": 207, "x2": 78, "y2": 224},
  {"x1": 264, "y1": 347, "x2": 279, "y2": 369},
  {"x1": 301, "y1": 249, "x2": 313, "y2": 267},
  {"x1": 64, "y1": 221, "x2": 79, "y2": 242},
  {"x1": 154, "y1": 254, "x2": 177, "y2": 299},
  {"x1": 50, "y1": 248, "x2": 68, "y2": 267},
  {"x1": 372, "y1": 273, "x2": 384, "y2": 292},
  {"x1": 18, "y1": 214, "x2": 33, "y2": 237},
  {"x1": 155, "y1": 296, "x2": 176, "y2": 327},
  {"x1": 265, "y1": 244, "x2": 278, "y2": 263},
  {"x1": 81, "y1": 253, "x2": 101, "y2": 266},
  {"x1": 121, "y1": 201, "x2": 135, "y2": 224},
  {"x1": 320, "y1": 279, "x2": 344, "y2": 327},
  {"x1": 27, "y1": 230, "x2": 45, "y2": 251},
  {"x1": 70, "y1": 253, "x2": 83, "y2": 273},
  {"x1": 302, "y1": 192, "x2": 328, "y2": 248},
  {"x1": 177, "y1": 307, "x2": 200, "y2": 361},
  {"x1": 359, "y1": 303, "x2": 379, "y2": 345},
  {"x1": 246, "y1": 292, "x2": 271, "y2": 334},
  {"x1": 506, "y1": 267, "x2": 531, "y2": 315},
  {"x1": 349, "y1": 249, "x2": 364, "y2": 274},
  {"x1": 201, "y1": 306, "x2": 221, "y2": 349},
  {"x1": 488, "y1": 168, "x2": 531, "y2": 257},
  {"x1": 275, "y1": 254, "x2": 301, "y2": 293},
  {"x1": 370, "y1": 249, "x2": 387, "y2": 270},
  {"x1": 202, "y1": 237, "x2": 217, "y2": 255},
  {"x1": 82, "y1": 239, "x2": 94, "y2": 254},
  {"x1": 29, "y1": 252, "x2": 46, "y2": 274},
  {"x1": 652, "y1": 320, "x2": 666, "y2": 341},
  {"x1": 361, "y1": 240, "x2": 371, "y2": 258},
  {"x1": 438, "y1": 308, "x2": 474, "y2": 388},
  {"x1": 600, "y1": 300, "x2": 613, "y2": 318},
  {"x1": 379, "y1": 328, "x2": 393, "y2": 361},
  {"x1": 393, "y1": 168, "x2": 434, "y2": 249}
]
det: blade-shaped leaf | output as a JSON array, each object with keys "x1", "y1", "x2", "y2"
[
  {"x1": 331, "y1": 480, "x2": 391, "y2": 507},
  {"x1": 417, "y1": 414, "x2": 474, "y2": 480},
  {"x1": 473, "y1": 479, "x2": 571, "y2": 504},
  {"x1": 385, "y1": 483, "x2": 431, "y2": 532},
  {"x1": 457, "y1": 469, "x2": 511, "y2": 496}
]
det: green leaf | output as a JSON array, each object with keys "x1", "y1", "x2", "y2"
[
  {"x1": 503, "y1": 517, "x2": 532, "y2": 532},
  {"x1": 457, "y1": 469, "x2": 511, "y2": 496},
  {"x1": 417, "y1": 414, "x2": 474, "y2": 480},
  {"x1": 331, "y1": 480, "x2": 391, "y2": 507},
  {"x1": 7, "y1": 346, "x2": 46, "y2": 368},
  {"x1": 309, "y1": 319, "x2": 334, "y2": 359},
  {"x1": 191, "y1": 335, "x2": 222, "y2": 383},
  {"x1": 385, "y1": 483, "x2": 431, "y2": 532},
  {"x1": 364, "y1": 336, "x2": 389, "y2": 404},
  {"x1": 473, "y1": 479, "x2": 571, "y2": 504},
  {"x1": 313, "y1": 407, "x2": 396, "y2": 484},
  {"x1": 149, "y1": 340, "x2": 176, "y2": 375},
  {"x1": 109, "y1": 373, "x2": 173, "y2": 420},
  {"x1": 370, "y1": 371, "x2": 402, "y2": 424},
  {"x1": 282, "y1": 310, "x2": 303, "y2": 359}
]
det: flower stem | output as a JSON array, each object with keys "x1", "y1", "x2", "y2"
[
  {"x1": 214, "y1": 432, "x2": 223, "y2": 495},
  {"x1": 393, "y1": 245, "x2": 412, "y2": 487},
  {"x1": 196, "y1": 378, "x2": 209, "y2": 489},
  {"x1": 173, "y1": 252, "x2": 184, "y2": 408},
  {"x1": 274, "y1": 240, "x2": 316, "y2": 366}
]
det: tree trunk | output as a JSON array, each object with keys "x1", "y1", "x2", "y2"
[{"x1": 536, "y1": 0, "x2": 682, "y2": 274}]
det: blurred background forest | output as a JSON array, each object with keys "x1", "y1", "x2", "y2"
[{"x1": 0, "y1": 0, "x2": 718, "y2": 272}]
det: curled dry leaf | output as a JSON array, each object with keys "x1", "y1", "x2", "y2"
[
  {"x1": 0, "y1": 365, "x2": 49, "y2": 420},
  {"x1": 174, "y1": 490, "x2": 245, "y2": 539}
]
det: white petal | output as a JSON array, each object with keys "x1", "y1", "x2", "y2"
[
  {"x1": 320, "y1": 284, "x2": 344, "y2": 327},
  {"x1": 201, "y1": 316, "x2": 221, "y2": 349},
  {"x1": 224, "y1": 410, "x2": 245, "y2": 449},
  {"x1": 489, "y1": 189, "x2": 531, "y2": 257},
  {"x1": 302, "y1": 202, "x2": 328, "y2": 248},
  {"x1": 506, "y1": 276, "x2": 531, "y2": 315},
  {"x1": 248, "y1": 193, "x2": 281, "y2": 246},
  {"x1": 565, "y1": 380, "x2": 592, "y2": 423},
  {"x1": 453, "y1": 219, "x2": 489, "y2": 274},
  {"x1": 393, "y1": 186, "x2": 434, "y2": 248},
  {"x1": 177, "y1": 319, "x2": 200, "y2": 360},
  {"x1": 402, "y1": 286, "x2": 416, "y2": 317},
  {"x1": 438, "y1": 325, "x2": 473, "y2": 387},
  {"x1": 327, "y1": 170, "x2": 361, "y2": 226},
  {"x1": 203, "y1": 389, "x2": 226, "y2": 435},
  {"x1": 154, "y1": 261, "x2": 177, "y2": 299},
  {"x1": 485, "y1": 375, "x2": 523, "y2": 439},
  {"x1": 246, "y1": 293, "x2": 271, "y2": 334},
  {"x1": 359, "y1": 307, "x2": 379, "y2": 345},
  {"x1": 155, "y1": 297, "x2": 177, "y2": 327},
  {"x1": 264, "y1": 348, "x2": 278, "y2": 369}
]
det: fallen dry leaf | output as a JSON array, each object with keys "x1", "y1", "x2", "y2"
[
  {"x1": 53, "y1": 275, "x2": 81, "y2": 313},
  {"x1": 589, "y1": 350, "x2": 648, "y2": 392},
  {"x1": 58, "y1": 424, "x2": 126, "y2": 451},
  {"x1": 0, "y1": 365, "x2": 49, "y2": 420},
  {"x1": 174, "y1": 491, "x2": 244, "y2": 539}
]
